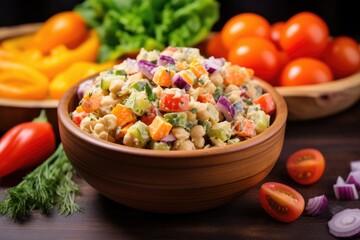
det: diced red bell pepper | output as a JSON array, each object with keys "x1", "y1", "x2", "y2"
[
  {"x1": 159, "y1": 91, "x2": 190, "y2": 112},
  {"x1": 253, "y1": 93, "x2": 276, "y2": 115}
]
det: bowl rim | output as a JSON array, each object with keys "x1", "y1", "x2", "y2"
[{"x1": 58, "y1": 78, "x2": 287, "y2": 159}]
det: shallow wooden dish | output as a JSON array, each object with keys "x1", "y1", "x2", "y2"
[
  {"x1": 58, "y1": 78, "x2": 287, "y2": 213},
  {"x1": 275, "y1": 71, "x2": 360, "y2": 120}
]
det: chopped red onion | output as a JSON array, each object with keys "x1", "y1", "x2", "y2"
[
  {"x1": 346, "y1": 171, "x2": 360, "y2": 190},
  {"x1": 138, "y1": 59, "x2": 157, "y2": 79},
  {"x1": 172, "y1": 74, "x2": 191, "y2": 91},
  {"x1": 161, "y1": 134, "x2": 176, "y2": 144},
  {"x1": 305, "y1": 194, "x2": 328, "y2": 216},
  {"x1": 216, "y1": 96, "x2": 235, "y2": 121},
  {"x1": 158, "y1": 55, "x2": 175, "y2": 66},
  {"x1": 333, "y1": 176, "x2": 359, "y2": 200},
  {"x1": 204, "y1": 57, "x2": 224, "y2": 74},
  {"x1": 77, "y1": 79, "x2": 93, "y2": 100},
  {"x1": 351, "y1": 160, "x2": 360, "y2": 172},
  {"x1": 328, "y1": 208, "x2": 360, "y2": 238}
]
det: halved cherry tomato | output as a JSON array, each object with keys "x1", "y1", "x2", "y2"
[
  {"x1": 259, "y1": 182, "x2": 305, "y2": 223},
  {"x1": 228, "y1": 37, "x2": 280, "y2": 84},
  {"x1": 321, "y1": 36, "x2": 360, "y2": 79},
  {"x1": 279, "y1": 12, "x2": 329, "y2": 59},
  {"x1": 279, "y1": 57, "x2": 333, "y2": 86},
  {"x1": 221, "y1": 13, "x2": 271, "y2": 50},
  {"x1": 205, "y1": 32, "x2": 228, "y2": 59},
  {"x1": 286, "y1": 148, "x2": 325, "y2": 185}
]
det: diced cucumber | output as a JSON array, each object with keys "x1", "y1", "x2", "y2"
[
  {"x1": 130, "y1": 80, "x2": 150, "y2": 92},
  {"x1": 126, "y1": 121, "x2": 150, "y2": 148},
  {"x1": 208, "y1": 121, "x2": 231, "y2": 141},
  {"x1": 248, "y1": 110, "x2": 270, "y2": 134},
  {"x1": 150, "y1": 141, "x2": 171, "y2": 150},
  {"x1": 100, "y1": 76, "x2": 124, "y2": 90},
  {"x1": 125, "y1": 91, "x2": 151, "y2": 116},
  {"x1": 207, "y1": 103, "x2": 220, "y2": 123},
  {"x1": 164, "y1": 112, "x2": 187, "y2": 128}
]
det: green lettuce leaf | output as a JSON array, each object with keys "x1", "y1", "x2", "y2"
[{"x1": 75, "y1": 0, "x2": 219, "y2": 62}]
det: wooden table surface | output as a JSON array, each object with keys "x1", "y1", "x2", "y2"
[{"x1": 1, "y1": 101, "x2": 359, "y2": 240}]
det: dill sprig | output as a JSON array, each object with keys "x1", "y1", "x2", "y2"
[{"x1": 0, "y1": 144, "x2": 81, "y2": 221}]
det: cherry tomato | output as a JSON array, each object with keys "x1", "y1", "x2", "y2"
[
  {"x1": 321, "y1": 36, "x2": 360, "y2": 79},
  {"x1": 286, "y1": 148, "x2": 325, "y2": 185},
  {"x1": 26, "y1": 11, "x2": 88, "y2": 54},
  {"x1": 206, "y1": 32, "x2": 228, "y2": 59},
  {"x1": 259, "y1": 182, "x2": 305, "y2": 223},
  {"x1": 270, "y1": 21, "x2": 285, "y2": 48},
  {"x1": 279, "y1": 12, "x2": 329, "y2": 59},
  {"x1": 221, "y1": 13, "x2": 271, "y2": 50},
  {"x1": 228, "y1": 37, "x2": 280, "y2": 84},
  {"x1": 280, "y1": 57, "x2": 333, "y2": 86}
]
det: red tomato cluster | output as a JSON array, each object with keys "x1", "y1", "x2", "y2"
[{"x1": 207, "y1": 12, "x2": 360, "y2": 86}]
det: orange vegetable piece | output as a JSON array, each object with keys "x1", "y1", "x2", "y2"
[
  {"x1": 115, "y1": 123, "x2": 134, "y2": 139},
  {"x1": 152, "y1": 67, "x2": 174, "y2": 87},
  {"x1": 253, "y1": 93, "x2": 276, "y2": 115},
  {"x1": 26, "y1": 11, "x2": 88, "y2": 55},
  {"x1": 110, "y1": 104, "x2": 137, "y2": 127},
  {"x1": 148, "y1": 116, "x2": 173, "y2": 141},
  {"x1": 236, "y1": 119, "x2": 256, "y2": 138},
  {"x1": 223, "y1": 65, "x2": 253, "y2": 86},
  {"x1": 81, "y1": 92, "x2": 103, "y2": 113},
  {"x1": 190, "y1": 59, "x2": 207, "y2": 78},
  {"x1": 197, "y1": 93, "x2": 216, "y2": 105},
  {"x1": 175, "y1": 61, "x2": 189, "y2": 71}
]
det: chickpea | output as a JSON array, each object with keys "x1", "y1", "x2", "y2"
[
  {"x1": 209, "y1": 72, "x2": 224, "y2": 86},
  {"x1": 80, "y1": 117, "x2": 95, "y2": 133},
  {"x1": 190, "y1": 125, "x2": 206, "y2": 139},
  {"x1": 109, "y1": 79, "x2": 124, "y2": 93},
  {"x1": 194, "y1": 102, "x2": 209, "y2": 121},
  {"x1": 103, "y1": 114, "x2": 118, "y2": 131},
  {"x1": 175, "y1": 140, "x2": 195, "y2": 150},
  {"x1": 93, "y1": 123, "x2": 106, "y2": 135},
  {"x1": 171, "y1": 128, "x2": 190, "y2": 141}
]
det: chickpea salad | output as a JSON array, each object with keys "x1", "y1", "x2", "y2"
[{"x1": 70, "y1": 47, "x2": 276, "y2": 150}]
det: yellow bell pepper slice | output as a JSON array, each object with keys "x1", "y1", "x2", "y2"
[
  {"x1": 0, "y1": 60, "x2": 49, "y2": 100},
  {"x1": 49, "y1": 61, "x2": 115, "y2": 99}
]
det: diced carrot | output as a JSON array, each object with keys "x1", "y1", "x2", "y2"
[
  {"x1": 81, "y1": 92, "x2": 102, "y2": 113},
  {"x1": 190, "y1": 59, "x2": 207, "y2": 78},
  {"x1": 197, "y1": 93, "x2": 216, "y2": 105},
  {"x1": 253, "y1": 93, "x2": 276, "y2": 115},
  {"x1": 224, "y1": 65, "x2": 254, "y2": 86},
  {"x1": 176, "y1": 61, "x2": 189, "y2": 71},
  {"x1": 152, "y1": 67, "x2": 173, "y2": 87},
  {"x1": 236, "y1": 119, "x2": 256, "y2": 138},
  {"x1": 115, "y1": 123, "x2": 133, "y2": 139},
  {"x1": 148, "y1": 116, "x2": 173, "y2": 141},
  {"x1": 111, "y1": 104, "x2": 137, "y2": 127}
]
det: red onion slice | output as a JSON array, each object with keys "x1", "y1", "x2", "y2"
[
  {"x1": 158, "y1": 55, "x2": 175, "y2": 66},
  {"x1": 328, "y1": 208, "x2": 360, "y2": 238},
  {"x1": 351, "y1": 160, "x2": 360, "y2": 171},
  {"x1": 203, "y1": 57, "x2": 224, "y2": 73},
  {"x1": 305, "y1": 194, "x2": 328, "y2": 216},
  {"x1": 346, "y1": 171, "x2": 360, "y2": 190},
  {"x1": 160, "y1": 133, "x2": 176, "y2": 144},
  {"x1": 138, "y1": 59, "x2": 157, "y2": 79},
  {"x1": 172, "y1": 74, "x2": 191, "y2": 91},
  {"x1": 216, "y1": 96, "x2": 235, "y2": 121},
  {"x1": 333, "y1": 176, "x2": 359, "y2": 200}
]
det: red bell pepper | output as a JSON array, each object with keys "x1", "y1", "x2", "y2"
[{"x1": 0, "y1": 110, "x2": 56, "y2": 177}]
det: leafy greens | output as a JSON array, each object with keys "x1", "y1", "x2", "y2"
[{"x1": 75, "y1": 0, "x2": 219, "y2": 62}]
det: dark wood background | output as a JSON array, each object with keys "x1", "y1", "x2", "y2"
[{"x1": 1, "y1": 100, "x2": 359, "y2": 239}]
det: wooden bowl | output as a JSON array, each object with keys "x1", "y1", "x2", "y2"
[
  {"x1": 58, "y1": 78, "x2": 287, "y2": 213},
  {"x1": 275, "y1": 71, "x2": 360, "y2": 121}
]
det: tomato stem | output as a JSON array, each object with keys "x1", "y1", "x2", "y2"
[{"x1": 32, "y1": 109, "x2": 48, "y2": 123}]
